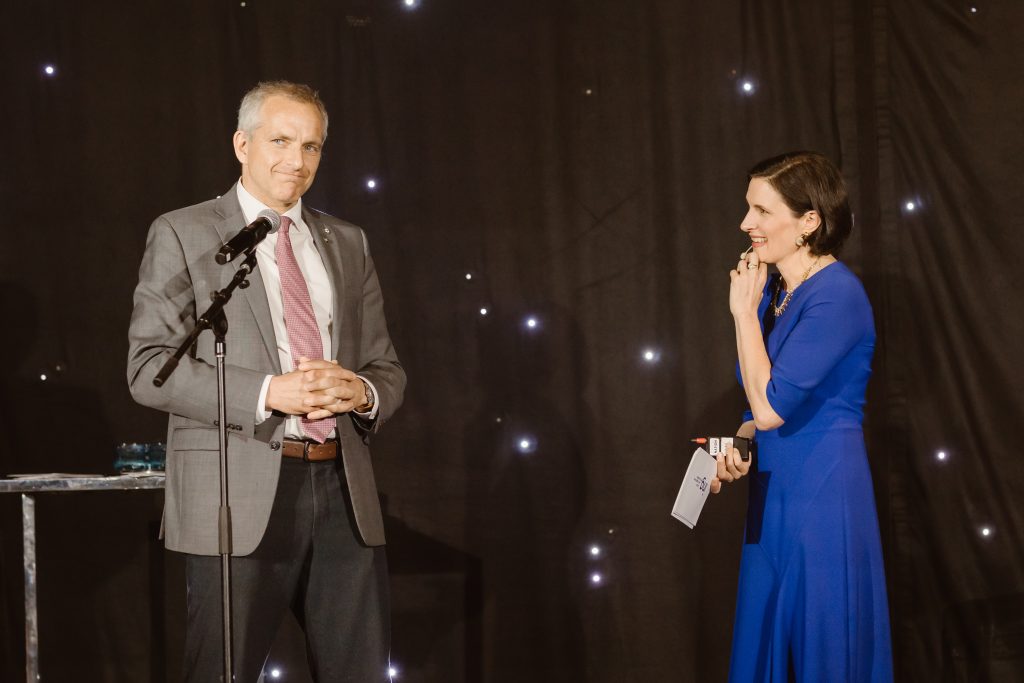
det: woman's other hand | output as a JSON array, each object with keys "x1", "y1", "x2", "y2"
[{"x1": 709, "y1": 447, "x2": 752, "y2": 494}]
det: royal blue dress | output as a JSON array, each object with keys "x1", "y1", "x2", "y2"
[{"x1": 729, "y1": 262, "x2": 893, "y2": 682}]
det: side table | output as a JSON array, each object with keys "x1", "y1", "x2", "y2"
[{"x1": 0, "y1": 474, "x2": 165, "y2": 682}]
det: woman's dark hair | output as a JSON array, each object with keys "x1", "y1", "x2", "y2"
[{"x1": 748, "y1": 151, "x2": 853, "y2": 256}]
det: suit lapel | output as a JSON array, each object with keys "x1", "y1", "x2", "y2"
[
  {"x1": 303, "y1": 206, "x2": 346, "y2": 363},
  {"x1": 212, "y1": 188, "x2": 282, "y2": 373}
]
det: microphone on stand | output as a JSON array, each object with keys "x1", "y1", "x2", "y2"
[{"x1": 215, "y1": 209, "x2": 282, "y2": 264}]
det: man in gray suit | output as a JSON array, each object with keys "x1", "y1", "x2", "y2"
[{"x1": 128, "y1": 81, "x2": 405, "y2": 682}]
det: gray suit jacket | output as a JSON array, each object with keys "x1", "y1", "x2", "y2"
[{"x1": 127, "y1": 187, "x2": 405, "y2": 555}]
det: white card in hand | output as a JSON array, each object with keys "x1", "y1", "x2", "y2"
[{"x1": 671, "y1": 447, "x2": 718, "y2": 529}]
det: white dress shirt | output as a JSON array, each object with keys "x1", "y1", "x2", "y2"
[{"x1": 235, "y1": 182, "x2": 378, "y2": 437}]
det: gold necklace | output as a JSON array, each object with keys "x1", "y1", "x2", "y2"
[{"x1": 771, "y1": 256, "x2": 821, "y2": 317}]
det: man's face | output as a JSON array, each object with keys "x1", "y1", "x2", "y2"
[{"x1": 233, "y1": 95, "x2": 325, "y2": 212}]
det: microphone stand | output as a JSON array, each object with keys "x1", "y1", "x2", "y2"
[{"x1": 153, "y1": 247, "x2": 261, "y2": 683}]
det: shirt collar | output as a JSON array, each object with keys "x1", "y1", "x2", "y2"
[{"x1": 235, "y1": 179, "x2": 305, "y2": 235}]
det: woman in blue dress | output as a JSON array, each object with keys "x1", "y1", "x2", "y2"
[{"x1": 712, "y1": 152, "x2": 893, "y2": 682}]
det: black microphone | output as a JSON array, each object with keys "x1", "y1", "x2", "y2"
[{"x1": 215, "y1": 209, "x2": 282, "y2": 264}]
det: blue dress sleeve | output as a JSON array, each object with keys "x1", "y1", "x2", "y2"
[{"x1": 765, "y1": 278, "x2": 871, "y2": 420}]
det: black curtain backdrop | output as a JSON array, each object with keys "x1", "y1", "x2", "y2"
[{"x1": 2, "y1": 1, "x2": 1022, "y2": 681}]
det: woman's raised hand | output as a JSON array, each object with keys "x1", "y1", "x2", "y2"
[{"x1": 729, "y1": 248, "x2": 767, "y2": 318}]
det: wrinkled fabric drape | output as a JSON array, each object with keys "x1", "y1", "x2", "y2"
[{"x1": 1, "y1": 1, "x2": 1021, "y2": 680}]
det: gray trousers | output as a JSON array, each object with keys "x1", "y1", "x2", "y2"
[{"x1": 182, "y1": 457, "x2": 390, "y2": 683}]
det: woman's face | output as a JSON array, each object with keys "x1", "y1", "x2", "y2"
[{"x1": 740, "y1": 178, "x2": 807, "y2": 265}]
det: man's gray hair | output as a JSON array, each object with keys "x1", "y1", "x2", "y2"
[{"x1": 236, "y1": 81, "x2": 329, "y2": 141}]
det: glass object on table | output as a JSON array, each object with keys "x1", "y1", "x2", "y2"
[{"x1": 113, "y1": 442, "x2": 166, "y2": 473}]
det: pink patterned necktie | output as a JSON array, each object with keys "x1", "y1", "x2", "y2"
[{"x1": 276, "y1": 215, "x2": 334, "y2": 443}]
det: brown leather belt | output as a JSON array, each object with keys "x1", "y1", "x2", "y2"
[{"x1": 281, "y1": 438, "x2": 339, "y2": 462}]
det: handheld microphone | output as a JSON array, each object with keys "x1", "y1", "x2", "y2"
[
  {"x1": 691, "y1": 436, "x2": 755, "y2": 462},
  {"x1": 215, "y1": 209, "x2": 282, "y2": 264}
]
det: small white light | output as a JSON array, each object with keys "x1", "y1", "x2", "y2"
[
  {"x1": 735, "y1": 77, "x2": 758, "y2": 95},
  {"x1": 589, "y1": 545, "x2": 601, "y2": 557},
  {"x1": 970, "y1": 6, "x2": 977, "y2": 13},
  {"x1": 980, "y1": 526, "x2": 993, "y2": 538},
  {"x1": 366, "y1": 178, "x2": 378, "y2": 190},
  {"x1": 905, "y1": 201, "x2": 916, "y2": 211},
  {"x1": 590, "y1": 572, "x2": 603, "y2": 585},
  {"x1": 270, "y1": 668, "x2": 281, "y2": 679},
  {"x1": 40, "y1": 374, "x2": 47, "y2": 381},
  {"x1": 479, "y1": 307, "x2": 489, "y2": 316},
  {"x1": 495, "y1": 417, "x2": 502, "y2": 423},
  {"x1": 516, "y1": 436, "x2": 537, "y2": 454},
  {"x1": 525, "y1": 316, "x2": 538, "y2": 329},
  {"x1": 584, "y1": 87, "x2": 593, "y2": 96},
  {"x1": 44, "y1": 65, "x2": 56, "y2": 76},
  {"x1": 388, "y1": 665, "x2": 399, "y2": 678},
  {"x1": 402, "y1": 0, "x2": 419, "y2": 8},
  {"x1": 936, "y1": 450, "x2": 947, "y2": 461},
  {"x1": 465, "y1": 272, "x2": 472, "y2": 280},
  {"x1": 641, "y1": 348, "x2": 661, "y2": 364}
]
